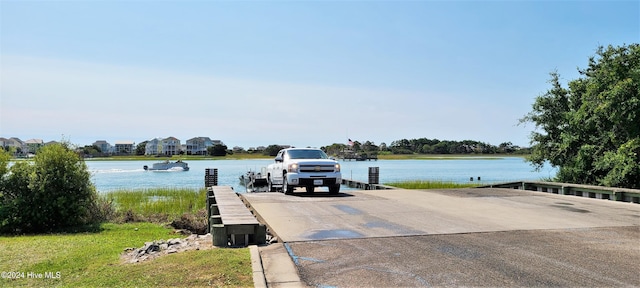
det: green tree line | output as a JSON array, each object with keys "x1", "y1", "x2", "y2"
[
  {"x1": 321, "y1": 139, "x2": 526, "y2": 156},
  {"x1": 521, "y1": 43, "x2": 639, "y2": 189}
]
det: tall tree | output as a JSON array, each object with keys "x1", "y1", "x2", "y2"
[
  {"x1": 136, "y1": 141, "x2": 148, "y2": 155},
  {"x1": 263, "y1": 145, "x2": 285, "y2": 157},
  {"x1": 208, "y1": 144, "x2": 228, "y2": 156},
  {"x1": 521, "y1": 44, "x2": 640, "y2": 188}
]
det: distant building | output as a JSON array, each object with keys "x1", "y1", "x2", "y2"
[
  {"x1": 161, "y1": 137, "x2": 181, "y2": 155},
  {"x1": 114, "y1": 141, "x2": 135, "y2": 155},
  {"x1": 0, "y1": 137, "x2": 25, "y2": 155},
  {"x1": 1, "y1": 137, "x2": 19, "y2": 149},
  {"x1": 145, "y1": 137, "x2": 182, "y2": 155},
  {"x1": 24, "y1": 139, "x2": 44, "y2": 154},
  {"x1": 145, "y1": 138, "x2": 162, "y2": 155},
  {"x1": 185, "y1": 137, "x2": 221, "y2": 155},
  {"x1": 93, "y1": 140, "x2": 112, "y2": 154},
  {"x1": 1, "y1": 136, "x2": 232, "y2": 157},
  {"x1": 251, "y1": 146, "x2": 266, "y2": 152}
]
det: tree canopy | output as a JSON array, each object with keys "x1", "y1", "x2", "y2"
[
  {"x1": 521, "y1": 44, "x2": 639, "y2": 189},
  {"x1": 207, "y1": 144, "x2": 228, "y2": 156},
  {"x1": 322, "y1": 138, "x2": 523, "y2": 156}
]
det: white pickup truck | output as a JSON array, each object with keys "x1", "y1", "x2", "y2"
[{"x1": 266, "y1": 148, "x2": 341, "y2": 195}]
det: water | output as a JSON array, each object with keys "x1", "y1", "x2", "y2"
[
  {"x1": 87, "y1": 157, "x2": 556, "y2": 193},
  {"x1": 88, "y1": 159, "x2": 271, "y2": 192}
]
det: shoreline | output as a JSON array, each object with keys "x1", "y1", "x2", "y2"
[{"x1": 80, "y1": 153, "x2": 528, "y2": 161}]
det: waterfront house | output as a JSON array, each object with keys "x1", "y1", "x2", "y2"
[
  {"x1": 0, "y1": 137, "x2": 25, "y2": 155},
  {"x1": 249, "y1": 146, "x2": 266, "y2": 153},
  {"x1": 145, "y1": 138, "x2": 162, "y2": 155},
  {"x1": 24, "y1": 139, "x2": 44, "y2": 154},
  {"x1": 114, "y1": 141, "x2": 135, "y2": 155},
  {"x1": 93, "y1": 140, "x2": 113, "y2": 155},
  {"x1": 145, "y1": 137, "x2": 182, "y2": 156},
  {"x1": 0, "y1": 137, "x2": 22, "y2": 150},
  {"x1": 161, "y1": 137, "x2": 181, "y2": 155},
  {"x1": 185, "y1": 137, "x2": 220, "y2": 155}
]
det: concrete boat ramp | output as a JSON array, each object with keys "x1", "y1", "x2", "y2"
[{"x1": 238, "y1": 187, "x2": 639, "y2": 287}]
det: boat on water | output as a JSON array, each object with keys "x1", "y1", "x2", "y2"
[{"x1": 143, "y1": 160, "x2": 189, "y2": 171}]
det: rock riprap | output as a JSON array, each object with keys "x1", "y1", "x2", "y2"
[{"x1": 122, "y1": 234, "x2": 214, "y2": 263}]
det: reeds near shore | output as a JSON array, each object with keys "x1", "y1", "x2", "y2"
[
  {"x1": 103, "y1": 187, "x2": 206, "y2": 219},
  {"x1": 385, "y1": 180, "x2": 480, "y2": 189}
]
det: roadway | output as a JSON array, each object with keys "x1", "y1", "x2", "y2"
[{"x1": 242, "y1": 188, "x2": 640, "y2": 287}]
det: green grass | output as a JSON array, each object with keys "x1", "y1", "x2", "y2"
[
  {"x1": 385, "y1": 180, "x2": 481, "y2": 189},
  {"x1": 103, "y1": 188, "x2": 207, "y2": 219},
  {"x1": 0, "y1": 223, "x2": 253, "y2": 287}
]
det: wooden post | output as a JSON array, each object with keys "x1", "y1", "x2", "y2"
[{"x1": 211, "y1": 224, "x2": 227, "y2": 247}]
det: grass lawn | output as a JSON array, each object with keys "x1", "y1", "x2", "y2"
[{"x1": 0, "y1": 223, "x2": 252, "y2": 287}]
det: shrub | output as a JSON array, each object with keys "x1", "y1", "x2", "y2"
[
  {"x1": 170, "y1": 209, "x2": 208, "y2": 234},
  {"x1": 0, "y1": 144, "x2": 102, "y2": 234}
]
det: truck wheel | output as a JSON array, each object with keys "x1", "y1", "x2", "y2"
[
  {"x1": 267, "y1": 176, "x2": 276, "y2": 192},
  {"x1": 329, "y1": 184, "x2": 340, "y2": 195},
  {"x1": 305, "y1": 186, "x2": 314, "y2": 193},
  {"x1": 283, "y1": 175, "x2": 294, "y2": 195}
]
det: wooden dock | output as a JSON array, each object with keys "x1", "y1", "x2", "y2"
[
  {"x1": 207, "y1": 186, "x2": 266, "y2": 247},
  {"x1": 340, "y1": 154, "x2": 378, "y2": 161},
  {"x1": 341, "y1": 179, "x2": 393, "y2": 190}
]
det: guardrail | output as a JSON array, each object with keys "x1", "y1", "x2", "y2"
[{"x1": 482, "y1": 181, "x2": 640, "y2": 204}]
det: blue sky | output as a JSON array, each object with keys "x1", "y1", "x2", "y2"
[{"x1": 1, "y1": 1, "x2": 638, "y2": 149}]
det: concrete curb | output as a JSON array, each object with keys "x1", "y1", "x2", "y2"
[
  {"x1": 250, "y1": 245, "x2": 267, "y2": 288},
  {"x1": 258, "y1": 243, "x2": 307, "y2": 287}
]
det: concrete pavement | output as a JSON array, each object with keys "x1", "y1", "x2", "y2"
[{"x1": 244, "y1": 188, "x2": 640, "y2": 287}]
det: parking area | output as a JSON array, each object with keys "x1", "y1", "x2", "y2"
[{"x1": 242, "y1": 188, "x2": 640, "y2": 287}]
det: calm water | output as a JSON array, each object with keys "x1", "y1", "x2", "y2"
[{"x1": 87, "y1": 157, "x2": 557, "y2": 193}]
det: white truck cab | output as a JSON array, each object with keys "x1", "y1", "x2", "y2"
[{"x1": 266, "y1": 148, "x2": 341, "y2": 195}]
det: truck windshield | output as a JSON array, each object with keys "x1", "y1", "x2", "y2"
[{"x1": 287, "y1": 149, "x2": 328, "y2": 159}]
